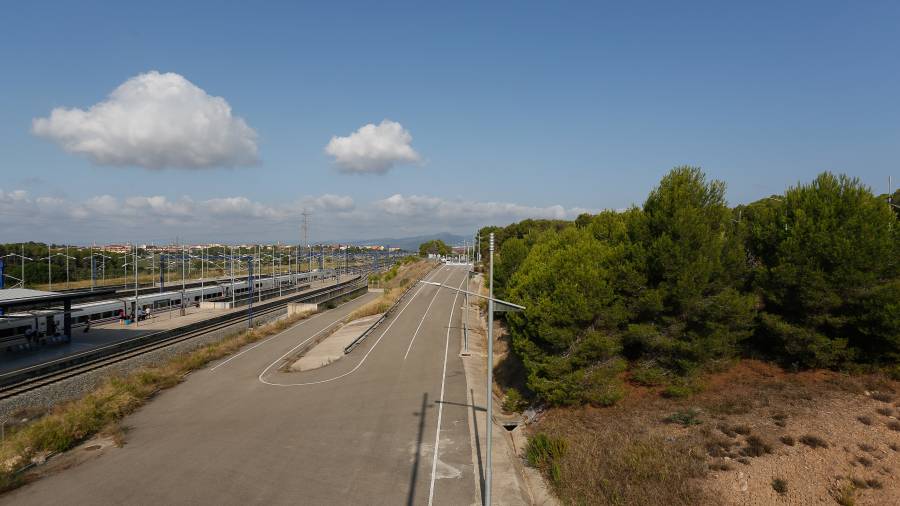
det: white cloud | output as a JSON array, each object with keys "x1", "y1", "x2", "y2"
[
  {"x1": 374, "y1": 194, "x2": 578, "y2": 223},
  {"x1": 0, "y1": 189, "x2": 359, "y2": 241},
  {"x1": 0, "y1": 188, "x2": 595, "y2": 243},
  {"x1": 325, "y1": 120, "x2": 421, "y2": 174},
  {"x1": 32, "y1": 71, "x2": 258, "y2": 170}
]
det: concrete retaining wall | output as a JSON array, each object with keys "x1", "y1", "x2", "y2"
[{"x1": 288, "y1": 302, "x2": 319, "y2": 314}]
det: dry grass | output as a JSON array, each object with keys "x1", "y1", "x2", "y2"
[
  {"x1": 528, "y1": 360, "x2": 900, "y2": 505},
  {"x1": 832, "y1": 480, "x2": 857, "y2": 506},
  {"x1": 348, "y1": 259, "x2": 436, "y2": 321},
  {"x1": 0, "y1": 307, "x2": 316, "y2": 491},
  {"x1": 533, "y1": 409, "x2": 717, "y2": 506}
]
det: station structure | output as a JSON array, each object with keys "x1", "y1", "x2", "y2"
[{"x1": 0, "y1": 288, "x2": 116, "y2": 342}]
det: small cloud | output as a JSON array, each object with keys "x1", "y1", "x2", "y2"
[
  {"x1": 325, "y1": 119, "x2": 421, "y2": 174},
  {"x1": 32, "y1": 71, "x2": 258, "y2": 170}
]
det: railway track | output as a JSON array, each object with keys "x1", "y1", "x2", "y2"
[{"x1": 0, "y1": 277, "x2": 368, "y2": 401}]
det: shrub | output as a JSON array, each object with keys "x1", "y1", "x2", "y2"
[
  {"x1": 741, "y1": 435, "x2": 772, "y2": 457},
  {"x1": 662, "y1": 383, "x2": 697, "y2": 399},
  {"x1": 872, "y1": 391, "x2": 894, "y2": 403},
  {"x1": 630, "y1": 364, "x2": 669, "y2": 386},
  {"x1": 799, "y1": 434, "x2": 829, "y2": 448},
  {"x1": 664, "y1": 408, "x2": 702, "y2": 426},
  {"x1": 780, "y1": 435, "x2": 795, "y2": 446},
  {"x1": 732, "y1": 424, "x2": 752, "y2": 436},
  {"x1": 772, "y1": 477, "x2": 788, "y2": 495},
  {"x1": 502, "y1": 388, "x2": 527, "y2": 413},
  {"x1": 832, "y1": 481, "x2": 856, "y2": 506}
]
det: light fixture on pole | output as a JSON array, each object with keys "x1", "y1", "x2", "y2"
[{"x1": 2, "y1": 250, "x2": 33, "y2": 289}]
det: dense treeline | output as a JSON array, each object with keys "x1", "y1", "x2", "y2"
[
  {"x1": 418, "y1": 239, "x2": 452, "y2": 257},
  {"x1": 481, "y1": 168, "x2": 900, "y2": 406}
]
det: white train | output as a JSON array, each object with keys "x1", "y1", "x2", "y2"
[{"x1": 0, "y1": 270, "x2": 336, "y2": 345}]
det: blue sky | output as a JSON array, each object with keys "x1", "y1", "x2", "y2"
[{"x1": 1, "y1": 1, "x2": 897, "y2": 244}]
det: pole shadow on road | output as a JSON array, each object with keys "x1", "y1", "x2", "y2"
[
  {"x1": 408, "y1": 392, "x2": 429, "y2": 506},
  {"x1": 471, "y1": 389, "x2": 485, "y2": 494}
]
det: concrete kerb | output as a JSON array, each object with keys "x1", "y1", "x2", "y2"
[{"x1": 290, "y1": 314, "x2": 383, "y2": 371}]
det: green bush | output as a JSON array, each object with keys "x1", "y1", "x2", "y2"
[
  {"x1": 630, "y1": 364, "x2": 669, "y2": 386},
  {"x1": 526, "y1": 432, "x2": 568, "y2": 483},
  {"x1": 664, "y1": 408, "x2": 703, "y2": 426},
  {"x1": 502, "y1": 388, "x2": 527, "y2": 413}
]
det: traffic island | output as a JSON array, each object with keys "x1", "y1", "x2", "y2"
[{"x1": 289, "y1": 314, "x2": 383, "y2": 371}]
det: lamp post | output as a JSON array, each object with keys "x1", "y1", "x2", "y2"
[
  {"x1": 181, "y1": 245, "x2": 186, "y2": 316},
  {"x1": 418, "y1": 233, "x2": 523, "y2": 506},
  {"x1": 93, "y1": 252, "x2": 112, "y2": 287},
  {"x1": 134, "y1": 244, "x2": 140, "y2": 327},
  {"x1": 40, "y1": 251, "x2": 76, "y2": 291},
  {"x1": 2, "y1": 250, "x2": 33, "y2": 289},
  {"x1": 230, "y1": 245, "x2": 236, "y2": 308},
  {"x1": 59, "y1": 250, "x2": 75, "y2": 289},
  {"x1": 42, "y1": 245, "x2": 52, "y2": 290}
]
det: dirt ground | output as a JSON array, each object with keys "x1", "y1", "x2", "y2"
[{"x1": 525, "y1": 360, "x2": 900, "y2": 505}]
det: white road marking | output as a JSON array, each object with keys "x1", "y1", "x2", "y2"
[
  {"x1": 403, "y1": 268, "x2": 455, "y2": 360},
  {"x1": 257, "y1": 266, "x2": 447, "y2": 387},
  {"x1": 208, "y1": 292, "x2": 367, "y2": 372},
  {"x1": 428, "y1": 271, "x2": 466, "y2": 506}
]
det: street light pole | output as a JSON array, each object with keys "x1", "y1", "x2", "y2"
[
  {"x1": 230, "y1": 245, "x2": 235, "y2": 307},
  {"x1": 134, "y1": 243, "x2": 139, "y2": 327},
  {"x1": 486, "y1": 232, "x2": 495, "y2": 506},
  {"x1": 181, "y1": 245, "x2": 186, "y2": 316},
  {"x1": 47, "y1": 244, "x2": 51, "y2": 290},
  {"x1": 417, "y1": 250, "x2": 525, "y2": 506}
]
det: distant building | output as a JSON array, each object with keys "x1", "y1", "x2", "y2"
[{"x1": 102, "y1": 244, "x2": 131, "y2": 253}]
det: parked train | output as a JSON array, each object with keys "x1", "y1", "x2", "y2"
[{"x1": 0, "y1": 269, "x2": 336, "y2": 345}]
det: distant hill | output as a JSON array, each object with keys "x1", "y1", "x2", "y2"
[{"x1": 351, "y1": 233, "x2": 468, "y2": 252}]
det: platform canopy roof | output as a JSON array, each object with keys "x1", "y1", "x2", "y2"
[{"x1": 0, "y1": 288, "x2": 116, "y2": 310}]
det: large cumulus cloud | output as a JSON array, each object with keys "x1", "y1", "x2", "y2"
[{"x1": 32, "y1": 71, "x2": 258, "y2": 170}]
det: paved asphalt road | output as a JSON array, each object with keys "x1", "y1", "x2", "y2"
[{"x1": 4, "y1": 265, "x2": 479, "y2": 506}]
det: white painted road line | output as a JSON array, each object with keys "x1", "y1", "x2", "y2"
[
  {"x1": 428, "y1": 271, "x2": 466, "y2": 506},
  {"x1": 208, "y1": 292, "x2": 364, "y2": 372},
  {"x1": 403, "y1": 268, "x2": 455, "y2": 360},
  {"x1": 257, "y1": 266, "x2": 446, "y2": 387}
]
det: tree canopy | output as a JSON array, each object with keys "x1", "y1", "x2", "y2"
[
  {"x1": 418, "y1": 239, "x2": 451, "y2": 257},
  {"x1": 484, "y1": 168, "x2": 900, "y2": 407}
]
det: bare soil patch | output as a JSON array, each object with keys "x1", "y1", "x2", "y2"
[{"x1": 528, "y1": 360, "x2": 900, "y2": 505}]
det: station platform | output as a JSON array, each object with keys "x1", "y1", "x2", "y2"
[{"x1": 0, "y1": 276, "x2": 353, "y2": 375}]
